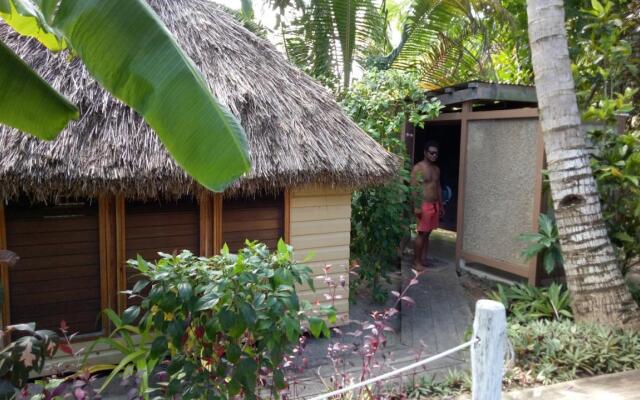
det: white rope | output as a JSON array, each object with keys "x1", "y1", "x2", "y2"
[{"x1": 308, "y1": 338, "x2": 479, "y2": 400}]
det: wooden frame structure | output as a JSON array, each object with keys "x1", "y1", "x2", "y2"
[
  {"x1": 408, "y1": 82, "x2": 544, "y2": 284},
  {"x1": 0, "y1": 190, "x2": 294, "y2": 336}
]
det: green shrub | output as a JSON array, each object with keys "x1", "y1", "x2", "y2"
[
  {"x1": 0, "y1": 323, "x2": 60, "y2": 399},
  {"x1": 519, "y1": 213, "x2": 563, "y2": 274},
  {"x1": 508, "y1": 319, "x2": 640, "y2": 385},
  {"x1": 405, "y1": 369, "x2": 471, "y2": 399},
  {"x1": 489, "y1": 282, "x2": 572, "y2": 322},
  {"x1": 97, "y1": 241, "x2": 329, "y2": 400},
  {"x1": 590, "y1": 125, "x2": 640, "y2": 274},
  {"x1": 342, "y1": 70, "x2": 442, "y2": 302}
]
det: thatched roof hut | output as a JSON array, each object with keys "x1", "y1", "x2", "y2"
[
  {"x1": 0, "y1": 0, "x2": 397, "y2": 201},
  {"x1": 0, "y1": 0, "x2": 395, "y2": 340}
]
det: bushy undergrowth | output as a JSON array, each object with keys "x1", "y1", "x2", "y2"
[
  {"x1": 489, "y1": 282, "x2": 572, "y2": 322},
  {"x1": 97, "y1": 241, "x2": 329, "y2": 400},
  {"x1": 506, "y1": 319, "x2": 640, "y2": 386},
  {"x1": 401, "y1": 319, "x2": 640, "y2": 399},
  {"x1": 342, "y1": 70, "x2": 442, "y2": 302},
  {"x1": 404, "y1": 370, "x2": 470, "y2": 399}
]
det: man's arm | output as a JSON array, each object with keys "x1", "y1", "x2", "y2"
[
  {"x1": 436, "y1": 167, "x2": 445, "y2": 216},
  {"x1": 410, "y1": 165, "x2": 423, "y2": 216}
]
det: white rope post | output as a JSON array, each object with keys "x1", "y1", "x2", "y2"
[{"x1": 472, "y1": 299, "x2": 506, "y2": 400}]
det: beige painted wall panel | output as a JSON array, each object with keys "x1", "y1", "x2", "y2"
[
  {"x1": 293, "y1": 185, "x2": 351, "y2": 197},
  {"x1": 291, "y1": 185, "x2": 351, "y2": 325},
  {"x1": 291, "y1": 231, "x2": 350, "y2": 250},
  {"x1": 462, "y1": 118, "x2": 539, "y2": 269},
  {"x1": 296, "y1": 271, "x2": 348, "y2": 293},
  {"x1": 291, "y1": 205, "x2": 351, "y2": 222},
  {"x1": 291, "y1": 194, "x2": 352, "y2": 208},
  {"x1": 291, "y1": 218, "x2": 351, "y2": 236},
  {"x1": 299, "y1": 294, "x2": 349, "y2": 311},
  {"x1": 294, "y1": 245, "x2": 350, "y2": 262}
]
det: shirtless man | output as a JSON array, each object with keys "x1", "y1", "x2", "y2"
[{"x1": 410, "y1": 140, "x2": 444, "y2": 270}]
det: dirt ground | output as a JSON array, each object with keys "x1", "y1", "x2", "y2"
[{"x1": 458, "y1": 271, "x2": 499, "y2": 313}]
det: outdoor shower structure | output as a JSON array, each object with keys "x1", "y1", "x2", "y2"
[{"x1": 405, "y1": 82, "x2": 544, "y2": 284}]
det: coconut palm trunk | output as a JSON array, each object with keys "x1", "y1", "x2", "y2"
[{"x1": 527, "y1": 0, "x2": 640, "y2": 328}]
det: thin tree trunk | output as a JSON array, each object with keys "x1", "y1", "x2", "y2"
[{"x1": 527, "y1": 0, "x2": 640, "y2": 328}]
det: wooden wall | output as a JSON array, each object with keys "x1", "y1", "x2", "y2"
[
  {"x1": 123, "y1": 199, "x2": 200, "y2": 307},
  {"x1": 0, "y1": 185, "x2": 352, "y2": 355},
  {"x1": 125, "y1": 200, "x2": 200, "y2": 261},
  {"x1": 4, "y1": 200, "x2": 102, "y2": 335},
  {"x1": 290, "y1": 185, "x2": 351, "y2": 323},
  {"x1": 221, "y1": 193, "x2": 284, "y2": 252}
]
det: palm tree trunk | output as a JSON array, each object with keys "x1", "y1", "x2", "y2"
[{"x1": 527, "y1": 0, "x2": 640, "y2": 328}]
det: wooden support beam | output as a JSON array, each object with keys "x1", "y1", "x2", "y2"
[
  {"x1": 98, "y1": 195, "x2": 118, "y2": 333},
  {"x1": 115, "y1": 194, "x2": 126, "y2": 314},
  {"x1": 455, "y1": 101, "x2": 472, "y2": 266},
  {"x1": 462, "y1": 251, "x2": 529, "y2": 279},
  {"x1": 213, "y1": 193, "x2": 223, "y2": 254},
  {"x1": 529, "y1": 123, "x2": 545, "y2": 285},
  {"x1": 284, "y1": 189, "x2": 291, "y2": 244},
  {"x1": 467, "y1": 107, "x2": 538, "y2": 121},
  {"x1": 199, "y1": 191, "x2": 214, "y2": 256},
  {"x1": 0, "y1": 203, "x2": 10, "y2": 331}
]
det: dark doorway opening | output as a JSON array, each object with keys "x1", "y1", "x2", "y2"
[{"x1": 413, "y1": 121, "x2": 461, "y2": 231}]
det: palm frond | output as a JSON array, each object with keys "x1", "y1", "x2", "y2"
[
  {"x1": 385, "y1": 0, "x2": 513, "y2": 87},
  {"x1": 280, "y1": 0, "x2": 387, "y2": 90}
]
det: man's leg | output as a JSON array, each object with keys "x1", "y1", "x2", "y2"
[
  {"x1": 414, "y1": 231, "x2": 427, "y2": 271},
  {"x1": 421, "y1": 230, "x2": 432, "y2": 266}
]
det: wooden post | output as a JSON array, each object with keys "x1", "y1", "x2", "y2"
[
  {"x1": 472, "y1": 300, "x2": 506, "y2": 400},
  {"x1": 0, "y1": 203, "x2": 10, "y2": 333}
]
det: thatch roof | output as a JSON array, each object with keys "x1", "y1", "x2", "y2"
[{"x1": 0, "y1": 0, "x2": 398, "y2": 201}]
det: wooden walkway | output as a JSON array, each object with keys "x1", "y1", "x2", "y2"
[
  {"x1": 291, "y1": 236, "x2": 473, "y2": 398},
  {"x1": 503, "y1": 370, "x2": 640, "y2": 399}
]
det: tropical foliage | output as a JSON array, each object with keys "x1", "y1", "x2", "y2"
[
  {"x1": 269, "y1": 0, "x2": 520, "y2": 92},
  {"x1": 519, "y1": 213, "x2": 563, "y2": 274},
  {"x1": 507, "y1": 319, "x2": 640, "y2": 385},
  {"x1": 490, "y1": 282, "x2": 572, "y2": 322},
  {"x1": 95, "y1": 241, "x2": 329, "y2": 399},
  {"x1": 343, "y1": 70, "x2": 441, "y2": 301},
  {"x1": 0, "y1": 0, "x2": 250, "y2": 191},
  {"x1": 0, "y1": 323, "x2": 60, "y2": 398},
  {"x1": 590, "y1": 125, "x2": 640, "y2": 274}
]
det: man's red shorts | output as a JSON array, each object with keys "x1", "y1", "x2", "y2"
[{"x1": 417, "y1": 202, "x2": 440, "y2": 233}]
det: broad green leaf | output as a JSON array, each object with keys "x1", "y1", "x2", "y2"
[
  {"x1": 309, "y1": 317, "x2": 324, "y2": 338},
  {"x1": 543, "y1": 251, "x2": 556, "y2": 274},
  {"x1": 54, "y1": 0, "x2": 250, "y2": 191},
  {"x1": 614, "y1": 232, "x2": 635, "y2": 243},
  {"x1": 0, "y1": 40, "x2": 78, "y2": 138},
  {"x1": 591, "y1": 0, "x2": 604, "y2": 14},
  {"x1": 132, "y1": 279, "x2": 150, "y2": 294},
  {"x1": 194, "y1": 292, "x2": 219, "y2": 311},
  {"x1": 5, "y1": 0, "x2": 251, "y2": 191},
  {"x1": 239, "y1": 302, "x2": 257, "y2": 327},
  {"x1": 99, "y1": 349, "x2": 147, "y2": 392},
  {"x1": 0, "y1": 0, "x2": 65, "y2": 51},
  {"x1": 177, "y1": 282, "x2": 193, "y2": 301},
  {"x1": 122, "y1": 305, "x2": 140, "y2": 324}
]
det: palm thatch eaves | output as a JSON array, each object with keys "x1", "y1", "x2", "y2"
[{"x1": 0, "y1": 0, "x2": 398, "y2": 201}]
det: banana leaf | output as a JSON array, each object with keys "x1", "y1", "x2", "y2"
[
  {"x1": 0, "y1": 40, "x2": 78, "y2": 139},
  {"x1": 0, "y1": 0, "x2": 250, "y2": 191}
]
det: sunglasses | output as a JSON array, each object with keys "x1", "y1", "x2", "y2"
[{"x1": 427, "y1": 151, "x2": 439, "y2": 155}]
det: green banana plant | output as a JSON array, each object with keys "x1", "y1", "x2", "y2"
[{"x1": 0, "y1": 0, "x2": 250, "y2": 192}]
